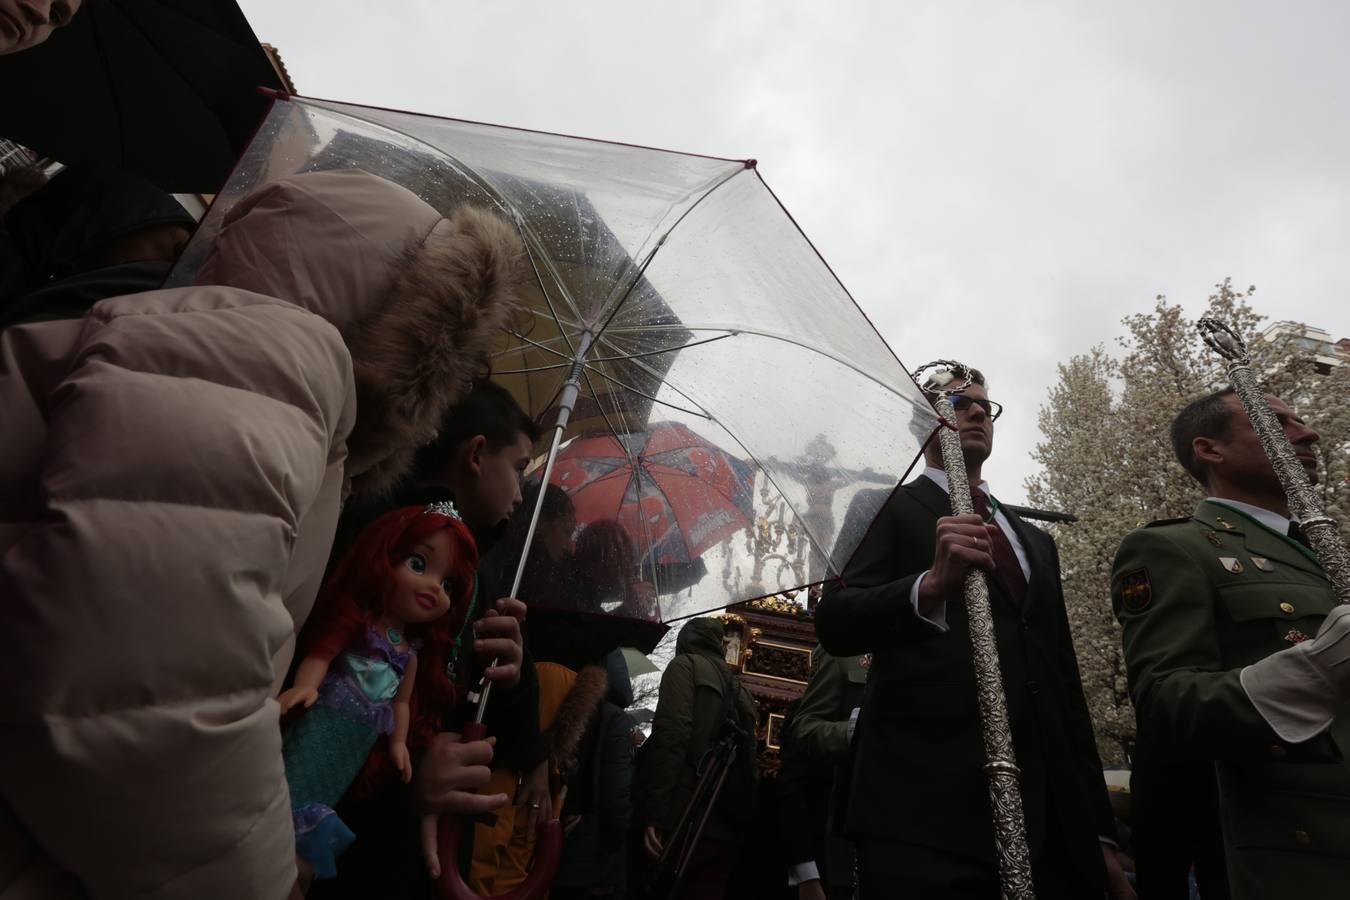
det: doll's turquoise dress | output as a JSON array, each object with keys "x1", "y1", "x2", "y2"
[{"x1": 283, "y1": 627, "x2": 414, "y2": 879}]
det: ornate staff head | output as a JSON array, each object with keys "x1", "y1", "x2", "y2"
[
  {"x1": 912, "y1": 359, "x2": 975, "y2": 399},
  {"x1": 1198, "y1": 318, "x2": 1250, "y2": 365}
]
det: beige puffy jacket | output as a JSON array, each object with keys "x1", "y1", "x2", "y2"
[{"x1": 0, "y1": 170, "x2": 524, "y2": 899}]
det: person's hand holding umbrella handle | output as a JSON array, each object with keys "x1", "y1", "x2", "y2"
[
  {"x1": 473, "y1": 598, "x2": 527, "y2": 689},
  {"x1": 433, "y1": 717, "x2": 565, "y2": 899}
]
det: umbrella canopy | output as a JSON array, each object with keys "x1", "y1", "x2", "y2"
[
  {"x1": 168, "y1": 94, "x2": 941, "y2": 624},
  {"x1": 620, "y1": 647, "x2": 659, "y2": 678},
  {"x1": 553, "y1": 421, "x2": 757, "y2": 568},
  {"x1": 0, "y1": 0, "x2": 282, "y2": 193}
]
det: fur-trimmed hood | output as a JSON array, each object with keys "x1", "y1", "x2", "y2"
[
  {"x1": 541, "y1": 663, "x2": 610, "y2": 770},
  {"x1": 194, "y1": 168, "x2": 527, "y2": 495}
]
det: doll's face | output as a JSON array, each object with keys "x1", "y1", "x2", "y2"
[{"x1": 386, "y1": 529, "x2": 457, "y2": 625}]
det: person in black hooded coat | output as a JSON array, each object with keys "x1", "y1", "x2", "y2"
[
  {"x1": 554, "y1": 649, "x2": 637, "y2": 899},
  {"x1": 0, "y1": 162, "x2": 195, "y2": 327}
]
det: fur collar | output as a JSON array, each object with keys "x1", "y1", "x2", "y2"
[
  {"x1": 342, "y1": 206, "x2": 526, "y2": 496},
  {"x1": 548, "y1": 664, "x2": 609, "y2": 769}
]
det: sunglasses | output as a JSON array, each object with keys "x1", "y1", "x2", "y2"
[{"x1": 950, "y1": 395, "x2": 1003, "y2": 420}]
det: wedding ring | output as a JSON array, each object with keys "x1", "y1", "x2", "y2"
[{"x1": 528, "y1": 802, "x2": 541, "y2": 808}]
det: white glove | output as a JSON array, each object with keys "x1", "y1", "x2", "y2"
[{"x1": 1241, "y1": 604, "x2": 1350, "y2": 743}]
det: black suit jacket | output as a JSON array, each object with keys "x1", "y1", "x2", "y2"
[{"x1": 814, "y1": 475, "x2": 1113, "y2": 889}]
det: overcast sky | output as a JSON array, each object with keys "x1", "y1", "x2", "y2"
[{"x1": 240, "y1": 0, "x2": 1349, "y2": 505}]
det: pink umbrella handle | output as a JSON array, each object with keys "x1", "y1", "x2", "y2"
[
  {"x1": 436, "y1": 818, "x2": 562, "y2": 900},
  {"x1": 435, "y1": 723, "x2": 564, "y2": 900}
]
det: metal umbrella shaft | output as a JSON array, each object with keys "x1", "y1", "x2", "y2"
[
  {"x1": 1198, "y1": 319, "x2": 1350, "y2": 602},
  {"x1": 438, "y1": 331, "x2": 596, "y2": 900},
  {"x1": 474, "y1": 329, "x2": 596, "y2": 723},
  {"x1": 932, "y1": 396, "x2": 1036, "y2": 900}
]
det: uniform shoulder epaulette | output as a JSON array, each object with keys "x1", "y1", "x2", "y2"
[{"x1": 1144, "y1": 516, "x2": 1190, "y2": 528}]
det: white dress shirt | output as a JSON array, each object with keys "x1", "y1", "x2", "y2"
[{"x1": 1206, "y1": 496, "x2": 1294, "y2": 536}]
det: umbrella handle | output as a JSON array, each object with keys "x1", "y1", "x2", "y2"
[{"x1": 435, "y1": 722, "x2": 564, "y2": 900}]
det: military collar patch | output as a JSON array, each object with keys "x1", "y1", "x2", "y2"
[
  {"x1": 1121, "y1": 569, "x2": 1152, "y2": 613},
  {"x1": 1219, "y1": 557, "x2": 1244, "y2": 574},
  {"x1": 1251, "y1": 556, "x2": 1275, "y2": 573}
]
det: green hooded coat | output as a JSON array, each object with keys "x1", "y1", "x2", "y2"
[{"x1": 633, "y1": 618, "x2": 759, "y2": 843}]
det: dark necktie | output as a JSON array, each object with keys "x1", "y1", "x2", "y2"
[
  {"x1": 970, "y1": 491, "x2": 1028, "y2": 605},
  {"x1": 1288, "y1": 521, "x2": 1313, "y2": 550}
]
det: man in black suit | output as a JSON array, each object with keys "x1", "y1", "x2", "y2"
[{"x1": 814, "y1": 365, "x2": 1133, "y2": 899}]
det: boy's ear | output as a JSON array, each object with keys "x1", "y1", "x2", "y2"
[{"x1": 463, "y1": 434, "x2": 489, "y2": 477}]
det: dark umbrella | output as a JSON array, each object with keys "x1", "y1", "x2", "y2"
[{"x1": 0, "y1": 0, "x2": 282, "y2": 193}]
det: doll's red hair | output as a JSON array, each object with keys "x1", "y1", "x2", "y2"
[{"x1": 300, "y1": 505, "x2": 479, "y2": 793}]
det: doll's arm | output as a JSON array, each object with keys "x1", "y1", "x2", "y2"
[
  {"x1": 278, "y1": 654, "x2": 333, "y2": 714},
  {"x1": 390, "y1": 653, "x2": 418, "y2": 783}
]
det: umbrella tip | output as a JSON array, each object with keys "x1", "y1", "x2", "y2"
[
  {"x1": 257, "y1": 86, "x2": 291, "y2": 101},
  {"x1": 744, "y1": 159, "x2": 758, "y2": 169}
]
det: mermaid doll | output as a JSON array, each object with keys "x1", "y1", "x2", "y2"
[{"x1": 279, "y1": 502, "x2": 479, "y2": 878}]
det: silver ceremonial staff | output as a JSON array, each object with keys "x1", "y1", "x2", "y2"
[
  {"x1": 913, "y1": 361, "x2": 1036, "y2": 900},
  {"x1": 1198, "y1": 319, "x2": 1350, "y2": 602}
]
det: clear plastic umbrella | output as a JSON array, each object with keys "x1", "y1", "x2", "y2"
[
  {"x1": 168, "y1": 93, "x2": 939, "y2": 631},
  {"x1": 168, "y1": 94, "x2": 941, "y2": 900}
]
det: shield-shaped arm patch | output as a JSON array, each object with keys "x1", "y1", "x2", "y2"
[{"x1": 1121, "y1": 568, "x2": 1153, "y2": 613}]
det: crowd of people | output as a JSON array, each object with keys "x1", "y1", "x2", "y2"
[{"x1": 1, "y1": 8, "x2": 1347, "y2": 896}]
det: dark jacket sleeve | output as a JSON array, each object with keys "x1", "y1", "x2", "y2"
[
  {"x1": 1040, "y1": 534, "x2": 1117, "y2": 841},
  {"x1": 792, "y1": 655, "x2": 853, "y2": 765},
  {"x1": 596, "y1": 705, "x2": 635, "y2": 849},
  {"x1": 815, "y1": 490, "x2": 938, "y2": 656},
  {"x1": 777, "y1": 709, "x2": 832, "y2": 871},
  {"x1": 632, "y1": 656, "x2": 696, "y2": 831}
]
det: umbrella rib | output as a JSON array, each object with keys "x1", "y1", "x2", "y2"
[
  {"x1": 606, "y1": 323, "x2": 935, "y2": 415},
  {"x1": 586, "y1": 332, "x2": 736, "y2": 364},
  {"x1": 639, "y1": 460, "x2": 753, "y2": 509},
  {"x1": 494, "y1": 362, "x2": 572, "y2": 375},
  {"x1": 502, "y1": 330, "x2": 576, "y2": 362},
  {"x1": 588, "y1": 164, "x2": 748, "y2": 352},
  {"x1": 90, "y1": 5, "x2": 132, "y2": 169},
  {"x1": 573, "y1": 369, "x2": 663, "y2": 590},
  {"x1": 587, "y1": 363, "x2": 853, "y2": 586},
  {"x1": 581, "y1": 363, "x2": 711, "y2": 420},
  {"x1": 581, "y1": 364, "x2": 643, "y2": 440},
  {"x1": 295, "y1": 99, "x2": 589, "y2": 348},
  {"x1": 490, "y1": 323, "x2": 574, "y2": 361},
  {"x1": 525, "y1": 300, "x2": 582, "y2": 333},
  {"x1": 520, "y1": 242, "x2": 579, "y2": 359}
]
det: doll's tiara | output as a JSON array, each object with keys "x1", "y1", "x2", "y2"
[{"x1": 424, "y1": 500, "x2": 462, "y2": 520}]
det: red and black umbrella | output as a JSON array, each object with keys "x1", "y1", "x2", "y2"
[{"x1": 552, "y1": 421, "x2": 757, "y2": 572}]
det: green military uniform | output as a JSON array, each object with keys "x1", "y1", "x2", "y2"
[
  {"x1": 778, "y1": 648, "x2": 868, "y2": 899},
  {"x1": 1112, "y1": 499, "x2": 1350, "y2": 900},
  {"x1": 792, "y1": 648, "x2": 868, "y2": 762}
]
